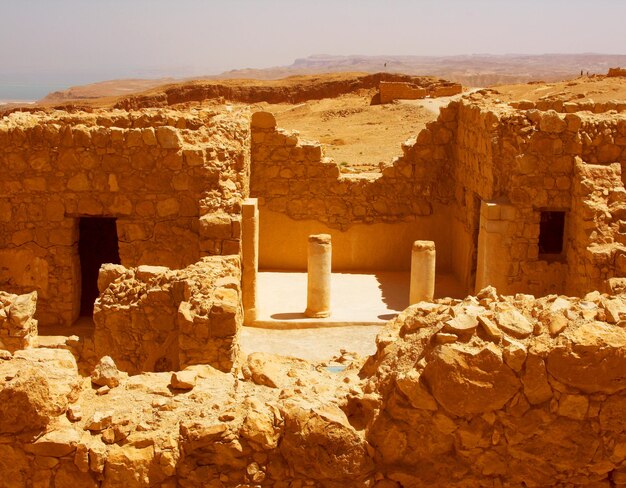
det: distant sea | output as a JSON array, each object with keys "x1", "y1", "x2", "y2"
[{"x1": 0, "y1": 79, "x2": 84, "y2": 104}]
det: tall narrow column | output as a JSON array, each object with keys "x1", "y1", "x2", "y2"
[
  {"x1": 409, "y1": 240, "x2": 436, "y2": 304},
  {"x1": 242, "y1": 198, "x2": 259, "y2": 325},
  {"x1": 305, "y1": 234, "x2": 332, "y2": 318}
]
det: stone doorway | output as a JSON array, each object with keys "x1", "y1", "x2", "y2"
[{"x1": 78, "y1": 217, "x2": 120, "y2": 316}]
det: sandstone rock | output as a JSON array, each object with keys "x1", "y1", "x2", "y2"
[
  {"x1": 435, "y1": 332, "x2": 458, "y2": 344},
  {"x1": 502, "y1": 337, "x2": 527, "y2": 372},
  {"x1": 546, "y1": 312, "x2": 569, "y2": 336},
  {"x1": 25, "y1": 428, "x2": 81, "y2": 457},
  {"x1": 8, "y1": 291, "x2": 37, "y2": 326},
  {"x1": 155, "y1": 126, "x2": 181, "y2": 148},
  {"x1": 478, "y1": 315, "x2": 502, "y2": 341},
  {"x1": 103, "y1": 445, "x2": 155, "y2": 488},
  {"x1": 91, "y1": 356, "x2": 124, "y2": 388},
  {"x1": 135, "y1": 264, "x2": 169, "y2": 281},
  {"x1": 240, "y1": 399, "x2": 282, "y2": 449},
  {"x1": 97, "y1": 264, "x2": 127, "y2": 293},
  {"x1": 280, "y1": 402, "x2": 374, "y2": 482},
  {"x1": 494, "y1": 307, "x2": 534, "y2": 338},
  {"x1": 0, "y1": 349, "x2": 80, "y2": 434},
  {"x1": 443, "y1": 314, "x2": 478, "y2": 335},
  {"x1": 86, "y1": 411, "x2": 114, "y2": 431},
  {"x1": 423, "y1": 343, "x2": 520, "y2": 416},
  {"x1": 557, "y1": 394, "x2": 589, "y2": 420},
  {"x1": 547, "y1": 322, "x2": 626, "y2": 394},
  {"x1": 251, "y1": 111, "x2": 276, "y2": 129},
  {"x1": 0, "y1": 445, "x2": 29, "y2": 488},
  {"x1": 521, "y1": 354, "x2": 553, "y2": 404},
  {"x1": 67, "y1": 405, "x2": 83, "y2": 422},
  {"x1": 540, "y1": 110, "x2": 567, "y2": 133},
  {"x1": 170, "y1": 370, "x2": 197, "y2": 390},
  {"x1": 395, "y1": 370, "x2": 438, "y2": 411},
  {"x1": 603, "y1": 298, "x2": 626, "y2": 324},
  {"x1": 244, "y1": 352, "x2": 313, "y2": 389}
]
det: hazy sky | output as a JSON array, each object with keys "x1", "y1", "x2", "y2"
[{"x1": 1, "y1": 0, "x2": 626, "y2": 83}]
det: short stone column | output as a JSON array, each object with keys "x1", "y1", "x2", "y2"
[
  {"x1": 409, "y1": 240, "x2": 436, "y2": 304},
  {"x1": 242, "y1": 198, "x2": 259, "y2": 325},
  {"x1": 305, "y1": 234, "x2": 332, "y2": 318}
]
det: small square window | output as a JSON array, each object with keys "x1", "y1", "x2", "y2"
[{"x1": 538, "y1": 211, "x2": 565, "y2": 255}]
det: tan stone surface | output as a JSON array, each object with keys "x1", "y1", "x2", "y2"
[{"x1": 0, "y1": 289, "x2": 626, "y2": 486}]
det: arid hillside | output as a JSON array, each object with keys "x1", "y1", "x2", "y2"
[{"x1": 23, "y1": 53, "x2": 626, "y2": 107}]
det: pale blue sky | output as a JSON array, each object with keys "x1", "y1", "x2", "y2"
[{"x1": 1, "y1": 0, "x2": 625, "y2": 87}]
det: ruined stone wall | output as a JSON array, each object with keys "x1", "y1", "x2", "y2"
[
  {"x1": 1, "y1": 290, "x2": 626, "y2": 487},
  {"x1": 477, "y1": 105, "x2": 626, "y2": 296},
  {"x1": 94, "y1": 255, "x2": 241, "y2": 374},
  {"x1": 251, "y1": 98, "x2": 626, "y2": 294},
  {"x1": 0, "y1": 109, "x2": 249, "y2": 326},
  {"x1": 510, "y1": 98, "x2": 626, "y2": 113},
  {"x1": 250, "y1": 110, "x2": 460, "y2": 272},
  {"x1": 0, "y1": 290, "x2": 37, "y2": 352},
  {"x1": 607, "y1": 67, "x2": 626, "y2": 78},
  {"x1": 359, "y1": 289, "x2": 626, "y2": 487},
  {"x1": 379, "y1": 81, "x2": 427, "y2": 103},
  {"x1": 379, "y1": 81, "x2": 462, "y2": 104}
]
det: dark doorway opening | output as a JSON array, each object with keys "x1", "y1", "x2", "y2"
[
  {"x1": 79, "y1": 217, "x2": 120, "y2": 316},
  {"x1": 538, "y1": 211, "x2": 566, "y2": 256}
]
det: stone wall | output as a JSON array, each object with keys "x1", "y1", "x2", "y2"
[
  {"x1": 1, "y1": 290, "x2": 626, "y2": 487},
  {"x1": 251, "y1": 95, "x2": 626, "y2": 296},
  {"x1": 510, "y1": 99, "x2": 626, "y2": 113},
  {"x1": 478, "y1": 105, "x2": 626, "y2": 296},
  {"x1": 379, "y1": 81, "x2": 427, "y2": 103},
  {"x1": 379, "y1": 80, "x2": 462, "y2": 104},
  {"x1": 0, "y1": 290, "x2": 38, "y2": 352},
  {"x1": 250, "y1": 109, "x2": 462, "y2": 273},
  {"x1": 94, "y1": 255, "x2": 241, "y2": 374},
  {"x1": 359, "y1": 288, "x2": 626, "y2": 487},
  {"x1": 608, "y1": 67, "x2": 626, "y2": 77},
  {"x1": 0, "y1": 109, "x2": 249, "y2": 326}
]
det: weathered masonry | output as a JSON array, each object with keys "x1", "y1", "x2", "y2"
[
  {"x1": 0, "y1": 110, "x2": 249, "y2": 327},
  {"x1": 1, "y1": 94, "x2": 626, "y2": 331},
  {"x1": 250, "y1": 97, "x2": 626, "y2": 298}
]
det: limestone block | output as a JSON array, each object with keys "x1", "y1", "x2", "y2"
[
  {"x1": 199, "y1": 213, "x2": 232, "y2": 239},
  {"x1": 25, "y1": 428, "x2": 81, "y2": 457},
  {"x1": 0, "y1": 349, "x2": 80, "y2": 434},
  {"x1": 170, "y1": 370, "x2": 197, "y2": 390},
  {"x1": 423, "y1": 343, "x2": 520, "y2": 416},
  {"x1": 251, "y1": 111, "x2": 276, "y2": 129},
  {"x1": 547, "y1": 322, "x2": 626, "y2": 394},
  {"x1": 155, "y1": 126, "x2": 182, "y2": 149},
  {"x1": 91, "y1": 356, "x2": 125, "y2": 388}
]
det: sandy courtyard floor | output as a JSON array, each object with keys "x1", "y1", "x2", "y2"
[{"x1": 240, "y1": 325, "x2": 381, "y2": 363}]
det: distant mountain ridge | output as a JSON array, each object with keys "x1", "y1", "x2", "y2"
[
  {"x1": 217, "y1": 53, "x2": 626, "y2": 86},
  {"x1": 24, "y1": 53, "x2": 626, "y2": 105}
]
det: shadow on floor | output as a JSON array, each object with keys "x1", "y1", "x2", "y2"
[
  {"x1": 378, "y1": 313, "x2": 399, "y2": 321},
  {"x1": 373, "y1": 272, "x2": 409, "y2": 311},
  {"x1": 271, "y1": 312, "x2": 308, "y2": 320}
]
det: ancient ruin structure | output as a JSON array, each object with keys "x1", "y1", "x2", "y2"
[{"x1": 1, "y1": 74, "x2": 626, "y2": 486}]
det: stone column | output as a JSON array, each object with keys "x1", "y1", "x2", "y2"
[
  {"x1": 409, "y1": 240, "x2": 436, "y2": 304},
  {"x1": 305, "y1": 234, "x2": 332, "y2": 318},
  {"x1": 242, "y1": 198, "x2": 259, "y2": 325}
]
